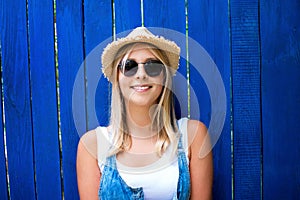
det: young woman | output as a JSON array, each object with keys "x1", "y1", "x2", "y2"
[{"x1": 76, "y1": 27, "x2": 213, "y2": 200}]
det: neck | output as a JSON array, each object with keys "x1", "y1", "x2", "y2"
[{"x1": 125, "y1": 103, "x2": 157, "y2": 139}]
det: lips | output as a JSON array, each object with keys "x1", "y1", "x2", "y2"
[{"x1": 131, "y1": 85, "x2": 153, "y2": 92}]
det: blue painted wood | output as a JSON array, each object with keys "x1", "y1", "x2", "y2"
[
  {"x1": 1, "y1": 1, "x2": 299, "y2": 198},
  {"x1": 27, "y1": 0, "x2": 62, "y2": 199},
  {"x1": 0, "y1": 0, "x2": 36, "y2": 199},
  {"x1": 56, "y1": 0, "x2": 85, "y2": 199},
  {"x1": 84, "y1": 0, "x2": 112, "y2": 130},
  {"x1": 115, "y1": 0, "x2": 141, "y2": 33},
  {"x1": 188, "y1": 0, "x2": 232, "y2": 199},
  {"x1": 260, "y1": 0, "x2": 300, "y2": 198},
  {"x1": 230, "y1": 0, "x2": 262, "y2": 199},
  {"x1": 143, "y1": 0, "x2": 188, "y2": 119},
  {"x1": 0, "y1": 50, "x2": 8, "y2": 200},
  {"x1": 0, "y1": 3, "x2": 8, "y2": 196},
  {"x1": 0, "y1": 103, "x2": 8, "y2": 199}
]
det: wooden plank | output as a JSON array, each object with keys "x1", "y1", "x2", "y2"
[
  {"x1": 143, "y1": 0, "x2": 188, "y2": 119},
  {"x1": 84, "y1": 0, "x2": 112, "y2": 130},
  {"x1": 0, "y1": 3, "x2": 9, "y2": 196},
  {"x1": 230, "y1": 1, "x2": 262, "y2": 199},
  {"x1": 260, "y1": 0, "x2": 300, "y2": 198},
  {"x1": 188, "y1": 0, "x2": 232, "y2": 199},
  {"x1": 115, "y1": 0, "x2": 141, "y2": 33},
  {"x1": 0, "y1": 0, "x2": 36, "y2": 199},
  {"x1": 0, "y1": 51, "x2": 8, "y2": 199},
  {"x1": 0, "y1": 99, "x2": 8, "y2": 199},
  {"x1": 27, "y1": 0, "x2": 62, "y2": 199},
  {"x1": 56, "y1": 0, "x2": 85, "y2": 199}
]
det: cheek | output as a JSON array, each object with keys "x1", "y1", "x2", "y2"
[
  {"x1": 155, "y1": 74, "x2": 165, "y2": 89},
  {"x1": 156, "y1": 85, "x2": 164, "y2": 97},
  {"x1": 154, "y1": 76, "x2": 165, "y2": 96},
  {"x1": 117, "y1": 73, "x2": 125, "y2": 93},
  {"x1": 118, "y1": 73, "x2": 132, "y2": 98}
]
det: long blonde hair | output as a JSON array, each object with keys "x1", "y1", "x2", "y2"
[{"x1": 109, "y1": 42, "x2": 179, "y2": 156}]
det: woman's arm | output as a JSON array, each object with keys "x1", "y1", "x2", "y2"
[
  {"x1": 76, "y1": 130, "x2": 100, "y2": 200},
  {"x1": 188, "y1": 120, "x2": 213, "y2": 200}
]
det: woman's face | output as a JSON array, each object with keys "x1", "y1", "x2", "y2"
[{"x1": 118, "y1": 44, "x2": 165, "y2": 108}]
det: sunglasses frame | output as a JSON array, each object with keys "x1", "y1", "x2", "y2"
[{"x1": 118, "y1": 59, "x2": 165, "y2": 77}]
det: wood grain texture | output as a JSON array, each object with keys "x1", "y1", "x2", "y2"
[
  {"x1": 115, "y1": 0, "x2": 141, "y2": 33},
  {"x1": 56, "y1": 0, "x2": 84, "y2": 199},
  {"x1": 27, "y1": 0, "x2": 62, "y2": 199},
  {"x1": 143, "y1": 0, "x2": 188, "y2": 119},
  {"x1": 84, "y1": 0, "x2": 112, "y2": 130},
  {"x1": 1, "y1": 0, "x2": 299, "y2": 198},
  {"x1": 0, "y1": 2, "x2": 8, "y2": 196},
  {"x1": 0, "y1": 0, "x2": 36, "y2": 199},
  {"x1": 188, "y1": 0, "x2": 232, "y2": 199},
  {"x1": 0, "y1": 50, "x2": 8, "y2": 199},
  {"x1": 260, "y1": 0, "x2": 300, "y2": 198},
  {"x1": 230, "y1": 0, "x2": 262, "y2": 199}
]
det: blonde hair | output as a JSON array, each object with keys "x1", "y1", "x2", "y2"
[{"x1": 109, "y1": 43, "x2": 179, "y2": 156}]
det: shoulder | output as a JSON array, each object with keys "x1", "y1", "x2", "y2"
[
  {"x1": 78, "y1": 129, "x2": 97, "y2": 160},
  {"x1": 81, "y1": 129, "x2": 97, "y2": 142},
  {"x1": 186, "y1": 119, "x2": 210, "y2": 159},
  {"x1": 77, "y1": 130, "x2": 101, "y2": 198},
  {"x1": 186, "y1": 119, "x2": 207, "y2": 143},
  {"x1": 78, "y1": 126, "x2": 111, "y2": 159},
  {"x1": 187, "y1": 119, "x2": 207, "y2": 138}
]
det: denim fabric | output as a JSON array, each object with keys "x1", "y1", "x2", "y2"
[
  {"x1": 98, "y1": 128, "x2": 190, "y2": 200},
  {"x1": 176, "y1": 133, "x2": 191, "y2": 200}
]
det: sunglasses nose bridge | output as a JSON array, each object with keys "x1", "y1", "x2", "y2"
[{"x1": 135, "y1": 64, "x2": 147, "y2": 78}]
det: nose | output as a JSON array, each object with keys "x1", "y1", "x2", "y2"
[{"x1": 134, "y1": 64, "x2": 147, "y2": 79}]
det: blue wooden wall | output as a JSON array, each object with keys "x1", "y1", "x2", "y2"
[{"x1": 0, "y1": 0, "x2": 299, "y2": 199}]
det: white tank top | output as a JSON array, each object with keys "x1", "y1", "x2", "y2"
[{"x1": 96, "y1": 118, "x2": 189, "y2": 200}]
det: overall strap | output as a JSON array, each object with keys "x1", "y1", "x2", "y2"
[
  {"x1": 176, "y1": 118, "x2": 191, "y2": 200},
  {"x1": 177, "y1": 131, "x2": 184, "y2": 151},
  {"x1": 177, "y1": 118, "x2": 188, "y2": 152},
  {"x1": 105, "y1": 154, "x2": 117, "y2": 169}
]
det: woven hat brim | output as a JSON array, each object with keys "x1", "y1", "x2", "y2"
[{"x1": 101, "y1": 34, "x2": 180, "y2": 81}]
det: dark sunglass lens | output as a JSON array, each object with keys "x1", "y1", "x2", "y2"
[
  {"x1": 145, "y1": 61, "x2": 163, "y2": 77},
  {"x1": 123, "y1": 60, "x2": 138, "y2": 76}
]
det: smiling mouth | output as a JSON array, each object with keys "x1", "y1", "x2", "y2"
[{"x1": 131, "y1": 85, "x2": 153, "y2": 92}]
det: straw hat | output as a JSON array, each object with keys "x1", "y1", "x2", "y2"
[{"x1": 101, "y1": 27, "x2": 180, "y2": 81}]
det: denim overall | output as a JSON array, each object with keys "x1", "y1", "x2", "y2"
[{"x1": 98, "y1": 129, "x2": 191, "y2": 200}]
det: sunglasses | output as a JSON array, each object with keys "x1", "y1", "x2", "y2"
[{"x1": 118, "y1": 59, "x2": 164, "y2": 77}]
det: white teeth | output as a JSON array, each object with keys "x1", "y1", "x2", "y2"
[
  {"x1": 132, "y1": 85, "x2": 151, "y2": 91},
  {"x1": 134, "y1": 86, "x2": 150, "y2": 90}
]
